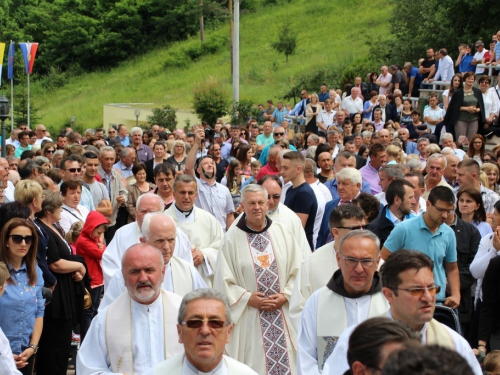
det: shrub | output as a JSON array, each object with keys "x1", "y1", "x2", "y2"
[
  {"x1": 147, "y1": 104, "x2": 178, "y2": 131},
  {"x1": 193, "y1": 80, "x2": 229, "y2": 126}
]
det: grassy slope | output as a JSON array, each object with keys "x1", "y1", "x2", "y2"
[{"x1": 34, "y1": 0, "x2": 391, "y2": 128}]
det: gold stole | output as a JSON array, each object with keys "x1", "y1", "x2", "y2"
[{"x1": 426, "y1": 318, "x2": 455, "y2": 349}]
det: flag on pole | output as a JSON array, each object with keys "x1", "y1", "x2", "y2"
[
  {"x1": 0, "y1": 43, "x2": 5, "y2": 86},
  {"x1": 7, "y1": 42, "x2": 14, "y2": 80},
  {"x1": 19, "y1": 42, "x2": 38, "y2": 74}
]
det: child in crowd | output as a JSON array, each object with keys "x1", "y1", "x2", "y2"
[
  {"x1": 484, "y1": 350, "x2": 500, "y2": 375},
  {"x1": 66, "y1": 221, "x2": 83, "y2": 255},
  {"x1": 241, "y1": 160, "x2": 262, "y2": 189}
]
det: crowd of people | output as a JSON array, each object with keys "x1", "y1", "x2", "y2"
[{"x1": 2, "y1": 36, "x2": 500, "y2": 375}]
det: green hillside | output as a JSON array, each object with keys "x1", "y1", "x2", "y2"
[{"x1": 32, "y1": 0, "x2": 391, "y2": 129}]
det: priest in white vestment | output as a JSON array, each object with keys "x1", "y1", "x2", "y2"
[
  {"x1": 77, "y1": 243, "x2": 185, "y2": 375},
  {"x1": 297, "y1": 230, "x2": 389, "y2": 375},
  {"x1": 164, "y1": 175, "x2": 223, "y2": 287},
  {"x1": 147, "y1": 288, "x2": 258, "y2": 375},
  {"x1": 102, "y1": 193, "x2": 193, "y2": 288},
  {"x1": 213, "y1": 185, "x2": 305, "y2": 375},
  {"x1": 322, "y1": 250, "x2": 483, "y2": 375},
  {"x1": 100, "y1": 213, "x2": 207, "y2": 311},
  {"x1": 289, "y1": 205, "x2": 367, "y2": 331}
]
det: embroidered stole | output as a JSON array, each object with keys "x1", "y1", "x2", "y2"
[
  {"x1": 105, "y1": 290, "x2": 178, "y2": 374},
  {"x1": 316, "y1": 288, "x2": 388, "y2": 372},
  {"x1": 247, "y1": 230, "x2": 292, "y2": 375}
]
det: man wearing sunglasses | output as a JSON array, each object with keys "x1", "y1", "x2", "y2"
[
  {"x1": 149, "y1": 289, "x2": 257, "y2": 375},
  {"x1": 381, "y1": 186, "x2": 460, "y2": 309},
  {"x1": 298, "y1": 230, "x2": 388, "y2": 375},
  {"x1": 257, "y1": 126, "x2": 297, "y2": 165},
  {"x1": 323, "y1": 250, "x2": 482, "y2": 375},
  {"x1": 77, "y1": 244, "x2": 184, "y2": 375}
]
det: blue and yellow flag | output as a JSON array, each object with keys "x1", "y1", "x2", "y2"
[
  {"x1": 7, "y1": 42, "x2": 14, "y2": 80},
  {"x1": 0, "y1": 43, "x2": 5, "y2": 86}
]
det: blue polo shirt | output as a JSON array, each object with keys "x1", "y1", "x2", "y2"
[{"x1": 383, "y1": 214, "x2": 457, "y2": 300}]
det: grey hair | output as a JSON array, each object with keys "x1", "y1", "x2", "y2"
[
  {"x1": 99, "y1": 146, "x2": 115, "y2": 158},
  {"x1": 34, "y1": 156, "x2": 50, "y2": 166},
  {"x1": 85, "y1": 129, "x2": 96, "y2": 135},
  {"x1": 380, "y1": 165, "x2": 404, "y2": 180},
  {"x1": 339, "y1": 229, "x2": 381, "y2": 254},
  {"x1": 121, "y1": 147, "x2": 135, "y2": 158},
  {"x1": 308, "y1": 134, "x2": 320, "y2": 143},
  {"x1": 177, "y1": 288, "x2": 232, "y2": 325},
  {"x1": 378, "y1": 94, "x2": 387, "y2": 100},
  {"x1": 417, "y1": 138, "x2": 429, "y2": 146},
  {"x1": 336, "y1": 167, "x2": 362, "y2": 185},
  {"x1": 361, "y1": 131, "x2": 372, "y2": 139},
  {"x1": 131, "y1": 127, "x2": 143, "y2": 136},
  {"x1": 305, "y1": 146, "x2": 317, "y2": 160},
  {"x1": 53, "y1": 150, "x2": 64, "y2": 158},
  {"x1": 135, "y1": 192, "x2": 163, "y2": 210},
  {"x1": 440, "y1": 132, "x2": 453, "y2": 143},
  {"x1": 398, "y1": 128, "x2": 409, "y2": 135},
  {"x1": 278, "y1": 149, "x2": 292, "y2": 161},
  {"x1": 327, "y1": 129, "x2": 338, "y2": 136},
  {"x1": 121, "y1": 243, "x2": 164, "y2": 269},
  {"x1": 304, "y1": 158, "x2": 317, "y2": 175},
  {"x1": 141, "y1": 212, "x2": 175, "y2": 240},
  {"x1": 241, "y1": 184, "x2": 268, "y2": 203},
  {"x1": 173, "y1": 174, "x2": 197, "y2": 191},
  {"x1": 406, "y1": 159, "x2": 422, "y2": 172},
  {"x1": 427, "y1": 152, "x2": 447, "y2": 168},
  {"x1": 440, "y1": 147, "x2": 454, "y2": 156}
]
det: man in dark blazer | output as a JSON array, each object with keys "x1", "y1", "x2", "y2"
[{"x1": 372, "y1": 94, "x2": 397, "y2": 123}]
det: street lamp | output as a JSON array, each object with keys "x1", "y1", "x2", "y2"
[
  {"x1": 134, "y1": 109, "x2": 140, "y2": 128},
  {"x1": 0, "y1": 95, "x2": 9, "y2": 158}
]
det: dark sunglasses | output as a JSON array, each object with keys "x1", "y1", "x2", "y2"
[
  {"x1": 274, "y1": 132, "x2": 284, "y2": 136},
  {"x1": 268, "y1": 194, "x2": 281, "y2": 200},
  {"x1": 9, "y1": 235, "x2": 33, "y2": 246},
  {"x1": 336, "y1": 225, "x2": 366, "y2": 230},
  {"x1": 181, "y1": 319, "x2": 228, "y2": 329},
  {"x1": 45, "y1": 150, "x2": 55, "y2": 154},
  {"x1": 64, "y1": 168, "x2": 82, "y2": 173}
]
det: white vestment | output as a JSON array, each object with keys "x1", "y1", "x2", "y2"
[
  {"x1": 297, "y1": 286, "x2": 389, "y2": 375},
  {"x1": 102, "y1": 221, "x2": 194, "y2": 288},
  {"x1": 213, "y1": 217, "x2": 305, "y2": 375},
  {"x1": 308, "y1": 181, "x2": 326, "y2": 251},
  {"x1": 100, "y1": 257, "x2": 207, "y2": 312},
  {"x1": 77, "y1": 289, "x2": 184, "y2": 375},
  {"x1": 322, "y1": 310, "x2": 482, "y2": 375},
  {"x1": 164, "y1": 205, "x2": 223, "y2": 287},
  {"x1": 148, "y1": 354, "x2": 258, "y2": 375}
]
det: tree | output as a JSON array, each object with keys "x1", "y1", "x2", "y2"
[
  {"x1": 230, "y1": 100, "x2": 262, "y2": 125},
  {"x1": 193, "y1": 80, "x2": 229, "y2": 126},
  {"x1": 271, "y1": 22, "x2": 297, "y2": 63},
  {"x1": 146, "y1": 104, "x2": 178, "y2": 131}
]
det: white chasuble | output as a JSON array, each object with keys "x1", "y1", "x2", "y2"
[
  {"x1": 149, "y1": 354, "x2": 258, "y2": 375},
  {"x1": 214, "y1": 216, "x2": 305, "y2": 375}
]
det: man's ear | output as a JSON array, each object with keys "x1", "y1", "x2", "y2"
[
  {"x1": 139, "y1": 237, "x2": 146, "y2": 244},
  {"x1": 382, "y1": 287, "x2": 395, "y2": 306}
]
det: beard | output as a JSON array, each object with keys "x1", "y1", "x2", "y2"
[
  {"x1": 201, "y1": 165, "x2": 215, "y2": 180},
  {"x1": 131, "y1": 281, "x2": 157, "y2": 302}
]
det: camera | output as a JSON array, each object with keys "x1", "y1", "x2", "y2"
[{"x1": 205, "y1": 128, "x2": 215, "y2": 140}]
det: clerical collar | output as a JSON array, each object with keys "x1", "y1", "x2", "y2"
[
  {"x1": 326, "y1": 269, "x2": 382, "y2": 298},
  {"x1": 184, "y1": 356, "x2": 224, "y2": 375},
  {"x1": 175, "y1": 204, "x2": 194, "y2": 218},
  {"x1": 235, "y1": 213, "x2": 273, "y2": 234}
]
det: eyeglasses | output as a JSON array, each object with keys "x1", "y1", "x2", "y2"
[
  {"x1": 274, "y1": 132, "x2": 284, "y2": 136},
  {"x1": 432, "y1": 205, "x2": 454, "y2": 215},
  {"x1": 268, "y1": 194, "x2": 281, "y2": 200},
  {"x1": 480, "y1": 81, "x2": 490, "y2": 85},
  {"x1": 396, "y1": 285, "x2": 441, "y2": 297},
  {"x1": 181, "y1": 319, "x2": 229, "y2": 329},
  {"x1": 9, "y1": 235, "x2": 33, "y2": 246},
  {"x1": 338, "y1": 251, "x2": 377, "y2": 268},
  {"x1": 336, "y1": 225, "x2": 366, "y2": 230},
  {"x1": 45, "y1": 149, "x2": 55, "y2": 153},
  {"x1": 64, "y1": 168, "x2": 82, "y2": 173},
  {"x1": 109, "y1": 131, "x2": 116, "y2": 134}
]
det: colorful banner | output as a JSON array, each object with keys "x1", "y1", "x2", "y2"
[
  {"x1": 19, "y1": 42, "x2": 38, "y2": 74},
  {"x1": 0, "y1": 43, "x2": 5, "y2": 86},
  {"x1": 7, "y1": 42, "x2": 14, "y2": 80}
]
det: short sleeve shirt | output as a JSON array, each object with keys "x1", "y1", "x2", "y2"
[
  {"x1": 383, "y1": 215, "x2": 457, "y2": 300},
  {"x1": 195, "y1": 177, "x2": 235, "y2": 232},
  {"x1": 256, "y1": 133, "x2": 274, "y2": 147}
]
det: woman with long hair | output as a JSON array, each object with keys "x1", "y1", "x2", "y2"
[
  {"x1": 443, "y1": 74, "x2": 463, "y2": 111},
  {"x1": 0, "y1": 218, "x2": 44, "y2": 375},
  {"x1": 235, "y1": 143, "x2": 254, "y2": 177},
  {"x1": 467, "y1": 134, "x2": 486, "y2": 166},
  {"x1": 305, "y1": 93, "x2": 321, "y2": 134},
  {"x1": 222, "y1": 159, "x2": 243, "y2": 210},
  {"x1": 399, "y1": 99, "x2": 413, "y2": 129},
  {"x1": 456, "y1": 187, "x2": 492, "y2": 237},
  {"x1": 41, "y1": 142, "x2": 57, "y2": 167}
]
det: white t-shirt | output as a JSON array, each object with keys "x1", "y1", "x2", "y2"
[
  {"x1": 474, "y1": 49, "x2": 488, "y2": 74},
  {"x1": 423, "y1": 106, "x2": 445, "y2": 132}
]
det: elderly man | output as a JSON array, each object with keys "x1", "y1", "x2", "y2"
[
  {"x1": 324, "y1": 151, "x2": 371, "y2": 199},
  {"x1": 455, "y1": 159, "x2": 500, "y2": 213},
  {"x1": 323, "y1": 250, "x2": 482, "y2": 375},
  {"x1": 130, "y1": 127, "x2": 153, "y2": 163},
  {"x1": 164, "y1": 175, "x2": 223, "y2": 287},
  {"x1": 101, "y1": 213, "x2": 206, "y2": 310},
  {"x1": 148, "y1": 289, "x2": 257, "y2": 375},
  {"x1": 77, "y1": 244, "x2": 184, "y2": 374},
  {"x1": 255, "y1": 121, "x2": 274, "y2": 153},
  {"x1": 441, "y1": 133, "x2": 467, "y2": 160},
  {"x1": 34, "y1": 124, "x2": 52, "y2": 145},
  {"x1": 359, "y1": 143, "x2": 387, "y2": 195},
  {"x1": 281, "y1": 151, "x2": 318, "y2": 250},
  {"x1": 214, "y1": 185, "x2": 305, "y2": 375},
  {"x1": 422, "y1": 153, "x2": 451, "y2": 199},
  {"x1": 258, "y1": 126, "x2": 297, "y2": 165},
  {"x1": 374, "y1": 165, "x2": 405, "y2": 205},
  {"x1": 98, "y1": 146, "x2": 128, "y2": 243},
  {"x1": 341, "y1": 87, "x2": 363, "y2": 117},
  {"x1": 372, "y1": 94, "x2": 396, "y2": 123},
  {"x1": 186, "y1": 129, "x2": 235, "y2": 232},
  {"x1": 113, "y1": 147, "x2": 136, "y2": 179},
  {"x1": 256, "y1": 144, "x2": 281, "y2": 180},
  {"x1": 375, "y1": 66, "x2": 392, "y2": 95},
  {"x1": 398, "y1": 128, "x2": 418, "y2": 155},
  {"x1": 442, "y1": 152, "x2": 460, "y2": 188},
  {"x1": 317, "y1": 168, "x2": 363, "y2": 248},
  {"x1": 298, "y1": 231, "x2": 389, "y2": 375},
  {"x1": 6, "y1": 128, "x2": 21, "y2": 148},
  {"x1": 289, "y1": 205, "x2": 366, "y2": 330},
  {"x1": 115, "y1": 123, "x2": 131, "y2": 147},
  {"x1": 102, "y1": 193, "x2": 193, "y2": 287}
]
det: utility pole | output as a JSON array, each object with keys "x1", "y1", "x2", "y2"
[
  {"x1": 200, "y1": 0, "x2": 205, "y2": 42},
  {"x1": 229, "y1": 0, "x2": 233, "y2": 76},
  {"x1": 232, "y1": 0, "x2": 239, "y2": 106}
]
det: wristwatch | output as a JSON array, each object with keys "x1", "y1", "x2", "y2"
[{"x1": 28, "y1": 344, "x2": 39, "y2": 353}]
